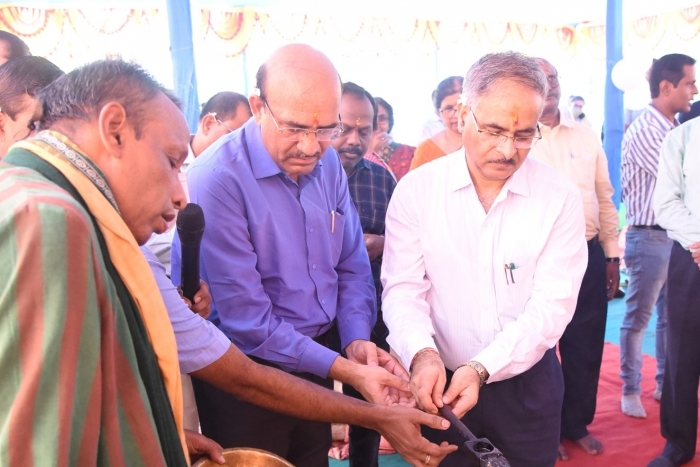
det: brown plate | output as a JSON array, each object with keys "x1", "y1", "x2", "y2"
[{"x1": 191, "y1": 447, "x2": 295, "y2": 467}]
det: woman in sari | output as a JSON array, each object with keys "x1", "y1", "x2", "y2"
[{"x1": 409, "y1": 76, "x2": 464, "y2": 171}]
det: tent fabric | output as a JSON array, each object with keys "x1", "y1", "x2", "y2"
[
  {"x1": 166, "y1": 0, "x2": 199, "y2": 132},
  {"x1": 604, "y1": 0, "x2": 624, "y2": 208}
]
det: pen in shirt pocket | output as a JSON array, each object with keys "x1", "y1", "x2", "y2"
[
  {"x1": 504, "y1": 263, "x2": 516, "y2": 285},
  {"x1": 331, "y1": 210, "x2": 335, "y2": 233}
]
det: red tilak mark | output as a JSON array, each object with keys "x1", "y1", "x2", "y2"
[{"x1": 313, "y1": 113, "x2": 319, "y2": 126}]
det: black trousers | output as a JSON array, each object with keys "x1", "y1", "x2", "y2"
[
  {"x1": 659, "y1": 242, "x2": 700, "y2": 464},
  {"x1": 343, "y1": 326, "x2": 389, "y2": 467},
  {"x1": 559, "y1": 240, "x2": 608, "y2": 440},
  {"x1": 327, "y1": 315, "x2": 390, "y2": 467},
  {"x1": 191, "y1": 366, "x2": 333, "y2": 467},
  {"x1": 422, "y1": 349, "x2": 564, "y2": 467}
]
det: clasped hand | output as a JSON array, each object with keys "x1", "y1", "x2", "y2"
[{"x1": 410, "y1": 350, "x2": 481, "y2": 419}]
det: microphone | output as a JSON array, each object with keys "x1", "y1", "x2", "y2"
[{"x1": 177, "y1": 203, "x2": 205, "y2": 302}]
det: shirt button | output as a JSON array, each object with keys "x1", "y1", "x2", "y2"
[
  {"x1": 309, "y1": 227, "x2": 314, "y2": 233},
  {"x1": 312, "y1": 264, "x2": 317, "y2": 269},
  {"x1": 322, "y1": 299, "x2": 326, "y2": 305}
]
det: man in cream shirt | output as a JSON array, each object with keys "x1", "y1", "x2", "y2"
[
  {"x1": 528, "y1": 59, "x2": 619, "y2": 460},
  {"x1": 382, "y1": 51, "x2": 588, "y2": 467},
  {"x1": 648, "y1": 115, "x2": 700, "y2": 467}
]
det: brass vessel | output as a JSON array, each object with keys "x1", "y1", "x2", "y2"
[{"x1": 191, "y1": 447, "x2": 295, "y2": 467}]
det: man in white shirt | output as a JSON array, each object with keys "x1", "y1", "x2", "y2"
[
  {"x1": 648, "y1": 116, "x2": 700, "y2": 467},
  {"x1": 382, "y1": 51, "x2": 588, "y2": 467},
  {"x1": 529, "y1": 59, "x2": 619, "y2": 460}
]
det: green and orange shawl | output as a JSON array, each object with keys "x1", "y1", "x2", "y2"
[{"x1": 0, "y1": 131, "x2": 188, "y2": 466}]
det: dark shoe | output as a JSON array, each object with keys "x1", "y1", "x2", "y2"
[
  {"x1": 647, "y1": 456, "x2": 677, "y2": 467},
  {"x1": 615, "y1": 287, "x2": 626, "y2": 299}
]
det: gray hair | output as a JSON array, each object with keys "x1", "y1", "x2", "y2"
[
  {"x1": 462, "y1": 51, "x2": 547, "y2": 108},
  {"x1": 38, "y1": 59, "x2": 181, "y2": 139}
]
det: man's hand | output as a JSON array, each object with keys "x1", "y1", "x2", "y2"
[
  {"x1": 370, "y1": 131, "x2": 393, "y2": 154},
  {"x1": 690, "y1": 241, "x2": 700, "y2": 269},
  {"x1": 377, "y1": 347, "x2": 416, "y2": 407},
  {"x1": 409, "y1": 349, "x2": 446, "y2": 414},
  {"x1": 341, "y1": 340, "x2": 412, "y2": 406},
  {"x1": 373, "y1": 406, "x2": 458, "y2": 467},
  {"x1": 441, "y1": 365, "x2": 482, "y2": 419},
  {"x1": 180, "y1": 280, "x2": 212, "y2": 318},
  {"x1": 364, "y1": 234, "x2": 385, "y2": 261},
  {"x1": 606, "y1": 261, "x2": 620, "y2": 301},
  {"x1": 185, "y1": 429, "x2": 224, "y2": 464}
]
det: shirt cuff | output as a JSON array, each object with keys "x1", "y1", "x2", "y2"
[
  {"x1": 470, "y1": 345, "x2": 509, "y2": 384},
  {"x1": 389, "y1": 331, "x2": 437, "y2": 372},
  {"x1": 602, "y1": 239, "x2": 620, "y2": 258},
  {"x1": 297, "y1": 339, "x2": 340, "y2": 378},
  {"x1": 338, "y1": 319, "x2": 373, "y2": 351},
  {"x1": 179, "y1": 333, "x2": 231, "y2": 374}
]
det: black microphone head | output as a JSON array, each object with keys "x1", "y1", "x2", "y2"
[{"x1": 176, "y1": 203, "x2": 205, "y2": 244}]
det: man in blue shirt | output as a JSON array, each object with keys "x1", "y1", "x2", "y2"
[{"x1": 172, "y1": 44, "x2": 412, "y2": 466}]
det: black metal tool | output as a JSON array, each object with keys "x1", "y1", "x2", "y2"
[{"x1": 438, "y1": 406, "x2": 511, "y2": 467}]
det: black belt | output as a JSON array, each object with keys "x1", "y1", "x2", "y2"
[
  {"x1": 630, "y1": 225, "x2": 666, "y2": 231},
  {"x1": 587, "y1": 234, "x2": 599, "y2": 247}
]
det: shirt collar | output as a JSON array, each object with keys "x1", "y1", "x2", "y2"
[
  {"x1": 446, "y1": 149, "x2": 530, "y2": 197},
  {"x1": 557, "y1": 111, "x2": 577, "y2": 129},
  {"x1": 646, "y1": 104, "x2": 679, "y2": 130},
  {"x1": 348, "y1": 157, "x2": 371, "y2": 176},
  {"x1": 539, "y1": 111, "x2": 575, "y2": 136},
  {"x1": 244, "y1": 118, "x2": 326, "y2": 181}
]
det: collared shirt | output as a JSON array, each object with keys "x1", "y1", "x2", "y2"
[
  {"x1": 141, "y1": 246, "x2": 231, "y2": 374},
  {"x1": 653, "y1": 117, "x2": 700, "y2": 249},
  {"x1": 346, "y1": 157, "x2": 396, "y2": 306},
  {"x1": 622, "y1": 104, "x2": 678, "y2": 226},
  {"x1": 171, "y1": 118, "x2": 375, "y2": 378},
  {"x1": 529, "y1": 113, "x2": 619, "y2": 257},
  {"x1": 381, "y1": 151, "x2": 587, "y2": 382}
]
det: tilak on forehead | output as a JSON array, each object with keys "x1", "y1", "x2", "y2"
[
  {"x1": 510, "y1": 104, "x2": 521, "y2": 131},
  {"x1": 313, "y1": 112, "x2": 319, "y2": 126}
]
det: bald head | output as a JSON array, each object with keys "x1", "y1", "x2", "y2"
[{"x1": 256, "y1": 44, "x2": 341, "y2": 103}]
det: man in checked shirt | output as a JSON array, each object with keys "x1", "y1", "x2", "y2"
[{"x1": 330, "y1": 81, "x2": 397, "y2": 467}]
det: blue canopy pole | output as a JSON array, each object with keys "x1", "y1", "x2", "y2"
[
  {"x1": 604, "y1": 0, "x2": 624, "y2": 208},
  {"x1": 165, "y1": 0, "x2": 200, "y2": 132}
]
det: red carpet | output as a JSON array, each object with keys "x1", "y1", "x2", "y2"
[{"x1": 557, "y1": 343, "x2": 700, "y2": 466}]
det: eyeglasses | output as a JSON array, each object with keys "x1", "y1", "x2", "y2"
[
  {"x1": 439, "y1": 106, "x2": 458, "y2": 118},
  {"x1": 264, "y1": 101, "x2": 343, "y2": 142},
  {"x1": 208, "y1": 112, "x2": 235, "y2": 133},
  {"x1": 470, "y1": 109, "x2": 542, "y2": 149},
  {"x1": 377, "y1": 115, "x2": 389, "y2": 123}
]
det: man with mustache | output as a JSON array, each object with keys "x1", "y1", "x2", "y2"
[
  {"x1": 171, "y1": 44, "x2": 451, "y2": 466},
  {"x1": 382, "y1": 51, "x2": 588, "y2": 466},
  {"x1": 330, "y1": 81, "x2": 397, "y2": 466},
  {"x1": 528, "y1": 58, "x2": 620, "y2": 460}
]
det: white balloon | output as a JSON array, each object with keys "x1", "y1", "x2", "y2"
[
  {"x1": 611, "y1": 57, "x2": 650, "y2": 92},
  {"x1": 625, "y1": 82, "x2": 651, "y2": 111}
]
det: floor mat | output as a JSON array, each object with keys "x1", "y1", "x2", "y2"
[{"x1": 330, "y1": 342, "x2": 700, "y2": 466}]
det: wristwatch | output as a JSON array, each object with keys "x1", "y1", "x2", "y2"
[
  {"x1": 606, "y1": 257, "x2": 620, "y2": 263},
  {"x1": 460, "y1": 361, "x2": 489, "y2": 387}
]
